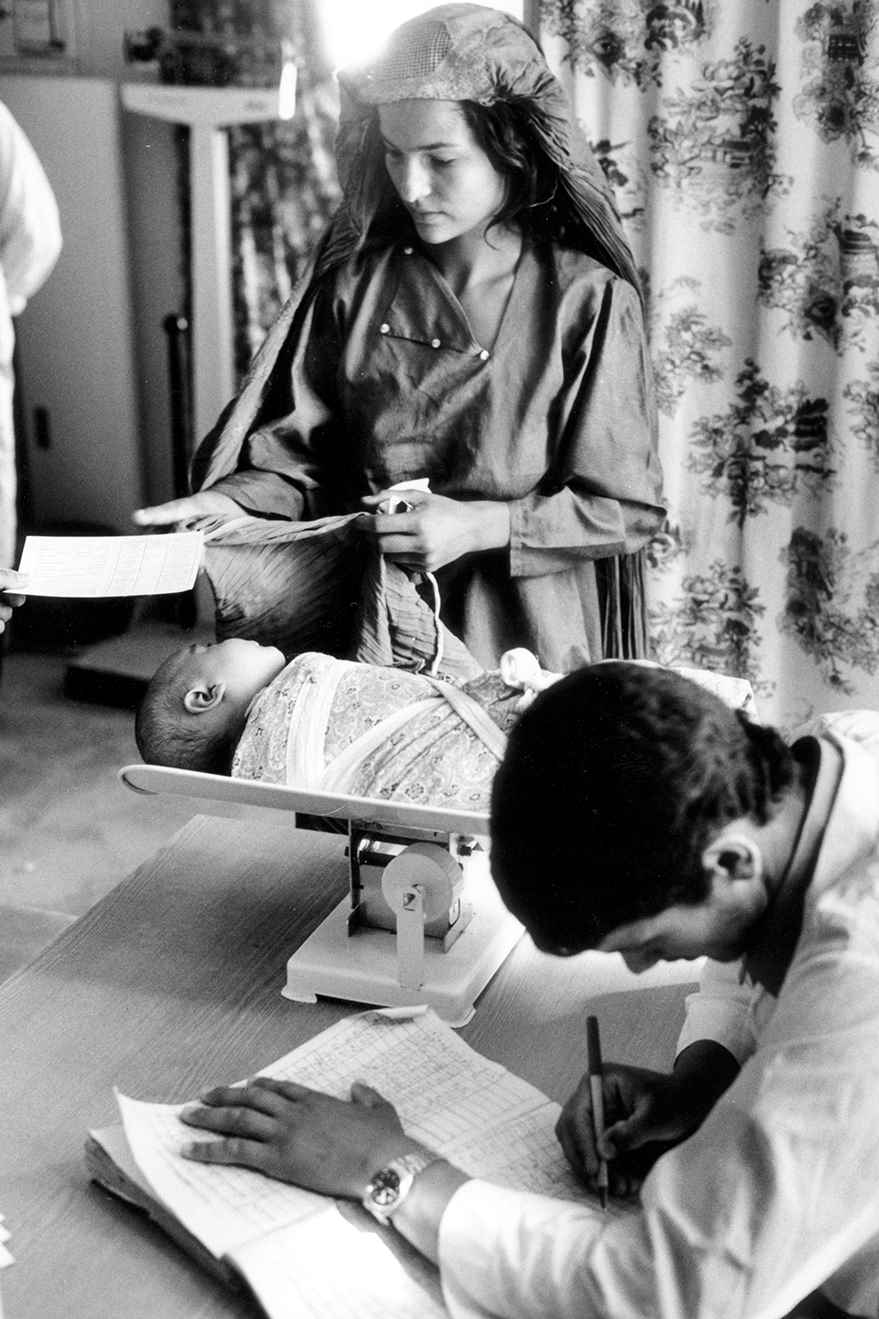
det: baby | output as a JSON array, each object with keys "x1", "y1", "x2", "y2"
[{"x1": 135, "y1": 641, "x2": 557, "y2": 815}]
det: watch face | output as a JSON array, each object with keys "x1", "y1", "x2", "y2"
[{"x1": 371, "y1": 1169, "x2": 402, "y2": 1207}]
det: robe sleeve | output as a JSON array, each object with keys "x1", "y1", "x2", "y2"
[
  {"x1": 508, "y1": 276, "x2": 664, "y2": 579},
  {"x1": 206, "y1": 283, "x2": 344, "y2": 520}
]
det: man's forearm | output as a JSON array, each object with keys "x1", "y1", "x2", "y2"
[{"x1": 672, "y1": 1039, "x2": 740, "y2": 1130}]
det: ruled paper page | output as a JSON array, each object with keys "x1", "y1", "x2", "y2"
[
  {"x1": 255, "y1": 1010, "x2": 552, "y2": 1156},
  {"x1": 116, "y1": 1094, "x2": 329, "y2": 1260}
]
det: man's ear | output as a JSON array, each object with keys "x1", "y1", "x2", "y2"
[
  {"x1": 701, "y1": 833, "x2": 763, "y2": 885},
  {"x1": 183, "y1": 681, "x2": 226, "y2": 715}
]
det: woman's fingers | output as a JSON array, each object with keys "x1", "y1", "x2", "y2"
[
  {"x1": 0, "y1": 600, "x2": 24, "y2": 632},
  {"x1": 133, "y1": 490, "x2": 240, "y2": 526},
  {"x1": 132, "y1": 498, "x2": 200, "y2": 526},
  {"x1": 362, "y1": 489, "x2": 430, "y2": 513},
  {"x1": 370, "y1": 511, "x2": 422, "y2": 537},
  {"x1": 0, "y1": 568, "x2": 27, "y2": 592},
  {"x1": 0, "y1": 568, "x2": 27, "y2": 631}
]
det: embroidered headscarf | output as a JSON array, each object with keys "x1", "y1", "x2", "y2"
[{"x1": 323, "y1": 3, "x2": 639, "y2": 291}]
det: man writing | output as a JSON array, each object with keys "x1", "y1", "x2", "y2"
[{"x1": 178, "y1": 662, "x2": 879, "y2": 1318}]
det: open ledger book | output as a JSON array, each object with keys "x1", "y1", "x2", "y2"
[{"x1": 86, "y1": 1008, "x2": 620, "y2": 1317}]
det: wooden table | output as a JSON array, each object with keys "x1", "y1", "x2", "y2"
[{"x1": 0, "y1": 814, "x2": 695, "y2": 1319}]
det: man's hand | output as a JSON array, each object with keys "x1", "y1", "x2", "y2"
[
  {"x1": 0, "y1": 567, "x2": 27, "y2": 634},
  {"x1": 180, "y1": 1076, "x2": 425, "y2": 1199},
  {"x1": 557, "y1": 1063, "x2": 704, "y2": 1199},
  {"x1": 133, "y1": 490, "x2": 241, "y2": 527},
  {"x1": 557, "y1": 1040, "x2": 741, "y2": 1200},
  {"x1": 362, "y1": 490, "x2": 510, "y2": 572}
]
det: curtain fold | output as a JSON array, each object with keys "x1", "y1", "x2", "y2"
[
  {"x1": 537, "y1": 0, "x2": 879, "y2": 729},
  {"x1": 170, "y1": 0, "x2": 341, "y2": 377}
]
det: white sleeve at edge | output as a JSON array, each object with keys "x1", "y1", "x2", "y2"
[
  {"x1": 675, "y1": 957, "x2": 757, "y2": 1065},
  {"x1": 439, "y1": 1180, "x2": 608, "y2": 1319}
]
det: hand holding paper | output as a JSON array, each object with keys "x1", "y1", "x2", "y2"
[
  {"x1": 0, "y1": 568, "x2": 27, "y2": 634},
  {"x1": 17, "y1": 532, "x2": 203, "y2": 598}
]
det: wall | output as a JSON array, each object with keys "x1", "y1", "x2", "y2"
[
  {"x1": 0, "y1": 0, "x2": 186, "y2": 516},
  {"x1": 0, "y1": 1, "x2": 165, "y2": 79},
  {"x1": 0, "y1": 74, "x2": 146, "y2": 531}
]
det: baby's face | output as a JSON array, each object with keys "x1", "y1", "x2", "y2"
[{"x1": 183, "y1": 638, "x2": 286, "y2": 710}]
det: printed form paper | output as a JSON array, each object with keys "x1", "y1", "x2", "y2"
[{"x1": 17, "y1": 532, "x2": 203, "y2": 597}]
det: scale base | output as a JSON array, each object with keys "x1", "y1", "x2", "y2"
[{"x1": 283, "y1": 884, "x2": 522, "y2": 1028}]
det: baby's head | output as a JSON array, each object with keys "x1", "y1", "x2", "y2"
[{"x1": 135, "y1": 638, "x2": 286, "y2": 773}]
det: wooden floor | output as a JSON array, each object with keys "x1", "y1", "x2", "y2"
[{"x1": 0, "y1": 642, "x2": 258, "y2": 985}]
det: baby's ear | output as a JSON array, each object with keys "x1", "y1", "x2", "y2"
[{"x1": 183, "y1": 681, "x2": 226, "y2": 715}]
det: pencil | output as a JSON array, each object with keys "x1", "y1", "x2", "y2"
[{"x1": 586, "y1": 1014, "x2": 609, "y2": 1211}]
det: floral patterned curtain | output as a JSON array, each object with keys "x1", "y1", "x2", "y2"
[
  {"x1": 169, "y1": 0, "x2": 341, "y2": 376},
  {"x1": 537, "y1": 0, "x2": 879, "y2": 730}
]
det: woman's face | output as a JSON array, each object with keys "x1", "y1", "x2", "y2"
[{"x1": 378, "y1": 99, "x2": 508, "y2": 247}]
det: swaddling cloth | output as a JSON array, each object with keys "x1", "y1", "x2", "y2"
[{"x1": 231, "y1": 652, "x2": 550, "y2": 813}]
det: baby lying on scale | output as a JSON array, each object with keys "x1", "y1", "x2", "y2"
[{"x1": 135, "y1": 640, "x2": 557, "y2": 816}]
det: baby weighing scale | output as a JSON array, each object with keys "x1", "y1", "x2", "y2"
[{"x1": 120, "y1": 765, "x2": 523, "y2": 1026}]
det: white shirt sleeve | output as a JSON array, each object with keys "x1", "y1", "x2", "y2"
[
  {"x1": 675, "y1": 956, "x2": 759, "y2": 1064},
  {"x1": 0, "y1": 101, "x2": 61, "y2": 314},
  {"x1": 796, "y1": 709, "x2": 879, "y2": 757},
  {"x1": 438, "y1": 945, "x2": 879, "y2": 1319},
  {"x1": 437, "y1": 832, "x2": 879, "y2": 1319}
]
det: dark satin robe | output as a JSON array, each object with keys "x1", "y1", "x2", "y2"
[{"x1": 208, "y1": 239, "x2": 665, "y2": 671}]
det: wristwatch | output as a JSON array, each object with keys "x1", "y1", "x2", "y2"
[{"x1": 361, "y1": 1150, "x2": 438, "y2": 1225}]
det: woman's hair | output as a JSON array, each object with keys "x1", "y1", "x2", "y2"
[
  {"x1": 490, "y1": 662, "x2": 795, "y2": 951},
  {"x1": 459, "y1": 99, "x2": 565, "y2": 242},
  {"x1": 359, "y1": 97, "x2": 570, "y2": 249},
  {"x1": 134, "y1": 655, "x2": 237, "y2": 776}
]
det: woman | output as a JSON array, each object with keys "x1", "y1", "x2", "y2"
[{"x1": 136, "y1": 4, "x2": 665, "y2": 671}]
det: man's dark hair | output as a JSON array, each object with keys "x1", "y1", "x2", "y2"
[{"x1": 489, "y1": 662, "x2": 795, "y2": 951}]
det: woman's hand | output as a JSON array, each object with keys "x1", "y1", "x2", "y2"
[
  {"x1": 0, "y1": 567, "x2": 26, "y2": 634},
  {"x1": 133, "y1": 490, "x2": 242, "y2": 527},
  {"x1": 362, "y1": 489, "x2": 510, "y2": 573},
  {"x1": 556, "y1": 1063, "x2": 698, "y2": 1200},
  {"x1": 180, "y1": 1076, "x2": 425, "y2": 1199}
]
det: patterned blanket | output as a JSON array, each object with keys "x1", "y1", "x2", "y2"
[{"x1": 231, "y1": 652, "x2": 530, "y2": 814}]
